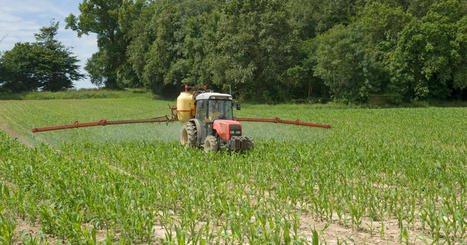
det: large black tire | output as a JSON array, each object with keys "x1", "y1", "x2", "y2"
[
  {"x1": 180, "y1": 122, "x2": 197, "y2": 148},
  {"x1": 204, "y1": 135, "x2": 219, "y2": 152}
]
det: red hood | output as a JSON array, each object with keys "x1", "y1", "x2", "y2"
[
  {"x1": 214, "y1": 120, "x2": 241, "y2": 125},
  {"x1": 213, "y1": 120, "x2": 242, "y2": 140}
]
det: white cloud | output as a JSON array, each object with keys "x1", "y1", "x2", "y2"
[
  {"x1": 1, "y1": 0, "x2": 68, "y2": 17},
  {"x1": 0, "y1": 0, "x2": 98, "y2": 88},
  {"x1": 0, "y1": 11, "x2": 40, "y2": 49}
]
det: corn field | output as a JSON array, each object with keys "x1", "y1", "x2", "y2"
[{"x1": 0, "y1": 97, "x2": 465, "y2": 244}]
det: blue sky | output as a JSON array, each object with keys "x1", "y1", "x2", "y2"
[{"x1": 0, "y1": 0, "x2": 98, "y2": 89}]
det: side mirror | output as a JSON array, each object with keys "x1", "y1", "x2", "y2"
[{"x1": 236, "y1": 103, "x2": 241, "y2": 110}]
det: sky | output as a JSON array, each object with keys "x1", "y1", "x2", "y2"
[{"x1": 0, "y1": 0, "x2": 98, "y2": 89}]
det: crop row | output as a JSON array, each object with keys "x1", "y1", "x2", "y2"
[
  {"x1": 1, "y1": 130, "x2": 465, "y2": 243},
  {"x1": 0, "y1": 99, "x2": 465, "y2": 243}
]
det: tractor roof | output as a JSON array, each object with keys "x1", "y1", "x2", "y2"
[{"x1": 196, "y1": 92, "x2": 232, "y2": 101}]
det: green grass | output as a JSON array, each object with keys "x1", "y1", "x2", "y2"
[{"x1": 0, "y1": 96, "x2": 465, "y2": 244}]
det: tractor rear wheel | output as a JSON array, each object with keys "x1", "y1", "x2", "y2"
[
  {"x1": 180, "y1": 122, "x2": 197, "y2": 148},
  {"x1": 204, "y1": 135, "x2": 219, "y2": 152}
]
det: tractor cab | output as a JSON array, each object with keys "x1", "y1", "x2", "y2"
[
  {"x1": 195, "y1": 92, "x2": 233, "y2": 122},
  {"x1": 194, "y1": 92, "x2": 240, "y2": 143}
]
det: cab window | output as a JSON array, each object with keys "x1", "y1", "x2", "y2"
[
  {"x1": 208, "y1": 100, "x2": 233, "y2": 121},
  {"x1": 196, "y1": 100, "x2": 207, "y2": 120}
]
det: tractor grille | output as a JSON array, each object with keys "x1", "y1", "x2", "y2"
[
  {"x1": 229, "y1": 125, "x2": 242, "y2": 137},
  {"x1": 230, "y1": 136, "x2": 254, "y2": 151}
]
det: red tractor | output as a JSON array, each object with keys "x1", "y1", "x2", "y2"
[
  {"x1": 32, "y1": 86, "x2": 331, "y2": 152},
  {"x1": 178, "y1": 91, "x2": 254, "y2": 152}
]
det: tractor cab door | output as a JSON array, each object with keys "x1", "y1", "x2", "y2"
[
  {"x1": 196, "y1": 99, "x2": 208, "y2": 122},
  {"x1": 194, "y1": 99, "x2": 210, "y2": 143}
]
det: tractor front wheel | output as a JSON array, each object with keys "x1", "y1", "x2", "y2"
[
  {"x1": 204, "y1": 135, "x2": 219, "y2": 152},
  {"x1": 180, "y1": 122, "x2": 197, "y2": 148}
]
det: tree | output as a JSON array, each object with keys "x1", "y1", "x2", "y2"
[
  {"x1": 212, "y1": 0, "x2": 297, "y2": 102},
  {"x1": 0, "y1": 43, "x2": 41, "y2": 92},
  {"x1": 0, "y1": 53, "x2": 6, "y2": 90},
  {"x1": 125, "y1": 3, "x2": 158, "y2": 88},
  {"x1": 388, "y1": 0, "x2": 467, "y2": 100},
  {"x1": 287, "y1": 0, "x2": 366, "y2": 37},
  {"x1": 353, "y1": 2, "x2": 413, "y2": 99},
  {"x1": 0, "y1": 22, "x2": 83, "y2": 92},
  {"x1": 65, "y1": 0, "x2": 135, "y2": 88},
  {"x1": 57, "y1": 0, "x2": 466, "y2": 102},
  {"x1": 132, "y1": 0, "x2": 221, "y2": 94},
  {"x1": 312, "y1": 25, "x2": 370, "y2": 102}
]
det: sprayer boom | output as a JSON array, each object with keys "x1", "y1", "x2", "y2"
[
  {"x1": 32, "y1": 116, "x2": 177, "y2": 133},
  {"x1": 31, "y1": 87, "x2": 331, "y2": 153},
  {"x1": 235, "y1": 117, "x2": 331, "y2": 129}
]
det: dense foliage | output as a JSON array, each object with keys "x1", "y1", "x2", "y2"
[
  {"x1": 0, "y1": 22, "x2": 83, "y2": 92},
  {"x1": 0, "y1": 96, "x2": 465, "y2": 243},
  {"x1": 65, "y1": 0, "x2": 466, "y2": 102}
]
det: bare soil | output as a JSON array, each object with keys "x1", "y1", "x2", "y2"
[
  {"x1": 12, "y1": 218, "x2": 59, "y2": 244},
  {"x1": 298, "y1": 212, "x2": 436, "y2": 244}
]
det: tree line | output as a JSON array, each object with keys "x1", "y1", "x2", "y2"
[
  {"x1": 2, "y1": 0, "x2": 466, "y2": 103},
  {"x1": 0, "y1": 23, "x2": 83, "y2": 92}
]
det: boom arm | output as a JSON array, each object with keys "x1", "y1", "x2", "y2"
[
  {"x1": 235, "y1": 117, "x2": 331, "y2": 129},
  {"x1": 32, "y1": 116, "x2": 177, "y2": 133},
  {"x1": 31, "y1": 105, "x2": 330, "y2": 133}
]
